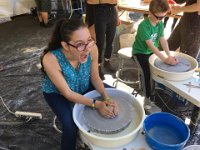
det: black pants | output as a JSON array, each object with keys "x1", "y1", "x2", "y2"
[
  {"x1": 93, "y1": 4, "x2": 117, "y2": 63},
  {"x1": 85, "y1": 3, "x2": 94, "y2": 27},
  {"x1": 43, "y1": 82, "x2": 113, "y2": 150},
  {"x1": 134, "y1": 53, "x2": 152, "y2": 98}
]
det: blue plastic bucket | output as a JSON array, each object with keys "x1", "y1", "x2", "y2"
[{"x1": 143, "y1": 112, "x2": 190, "y2": 150}]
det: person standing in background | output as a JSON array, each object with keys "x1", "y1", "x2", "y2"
[
  {"x1": 85, "y1": 1, "x2": 96, "y2": 40},
  {"x1": 163, "y1": 16, "x2": 178, "y2": 31},
  {"x1": 163, "y1": 0, "x2": 184, "y2": 31},
  {"x1": 168, "y1": 0, "x2": 200, "y2": 58},
  {"x1": 87, "y1": 0, "x2": 120, "y2": 79},
  {"x1": 35, "y1": 0, "x2": 52, "y2": 27}
]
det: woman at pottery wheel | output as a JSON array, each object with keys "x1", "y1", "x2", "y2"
[
  {"x1": 40, "y1": 19, "x2": 118, "y2": 150},
  {"x1": 132, "y1": 0, "x2": 178, "y2": 109}
]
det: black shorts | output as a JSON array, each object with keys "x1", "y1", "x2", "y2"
[
  {"x1": 85, "y1": 3, "x2": 94, "y2": 27},
  {"x1": 35, "y1": 0, "x2": 51, "y2": 12}
]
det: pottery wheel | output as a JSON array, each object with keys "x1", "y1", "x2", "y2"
[
  {"x1": 82, "y1": 97, "x2": 134, "y2": 134},
  {"x1": 154, "y1": 56, "x2": 191, "y2": 72}
]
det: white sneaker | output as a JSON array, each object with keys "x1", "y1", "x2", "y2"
[
  {"x1": 144, "y1": 97, "x2": 152, "y2": 110},
  {"x1": 144, "y1": 104, "x2": 152, "y2": 110},
  {"x1": 144, "y1": 100, "x2": 161, "y2": 114}
]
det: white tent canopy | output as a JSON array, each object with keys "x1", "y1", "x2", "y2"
[{"x1": 0, "y1": 0, "x2": 36, "y2": 23}]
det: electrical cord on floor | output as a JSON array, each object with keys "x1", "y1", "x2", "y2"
[
  {"x1": 1, "y1": 95, "x2": 61, "y2": 134},
  {"x1": 68, "y1": 0, "x2": 73, "y2": 19},
  {"x1": 0, "y1": 146, "x2": 10, "y2": 150},
  {"x1": 68, "y1": 0, "x2": 83, "y2": 20},
  {"x1": 0, "y1": 96, "x2": 15, "y2": 115},
  {"x1": 0, "y1": 121, "x2": 25, "y2": 126},
  {"x1": 0, "y1": 96, "x2": 42, "y2": 123},
  {"x1": 60, "y1": 0, "x2": 66, "y2": 14},
  {"x1": 0, "y1": 96, "x2": 28, "y2": 126},
  {"x1": 156, "y1": 89, "x2": 196, "y2": 126},
  {"x1": 53, "y1": 115, "x2": 62, "y2": 133}
]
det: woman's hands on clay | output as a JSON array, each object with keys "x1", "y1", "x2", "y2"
[{"x1": 96, "y1": 100, "x2": 119, "y2": 118}]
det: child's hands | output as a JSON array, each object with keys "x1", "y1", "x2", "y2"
[{"x1": 164, "y1": 56, "x2": 178, "y2": 65}]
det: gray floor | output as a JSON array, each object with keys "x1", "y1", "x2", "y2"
[{"x1": 0, "y1": 14, "x2": 199, "y2": 150}]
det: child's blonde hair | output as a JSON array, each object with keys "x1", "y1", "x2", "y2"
[{"x1": 149, "y1": 0, "x2": 170, "y2": 14}]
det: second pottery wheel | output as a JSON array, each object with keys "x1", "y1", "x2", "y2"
[{"x1": 154, "y1": 56, "x2": 191, "y2": 72}]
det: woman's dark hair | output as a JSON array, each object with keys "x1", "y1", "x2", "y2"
[
  {"x1": 149, "y1": 0, "x2": 170, "y2": 14},
  {"x1": 41, "y1": 18, "x2": 87, "y2": 73}
]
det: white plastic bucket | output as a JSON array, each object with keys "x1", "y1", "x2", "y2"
[
  {"x1": 149, "y1": 51, "x2": 198, "y2": 81},
  {"x1": 73, "y1": 88, "x2": 145, "y2": 148}
]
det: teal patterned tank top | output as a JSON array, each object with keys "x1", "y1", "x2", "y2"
[{"x1": 42, "y1": 48, "x2": 91, "y2": 94}]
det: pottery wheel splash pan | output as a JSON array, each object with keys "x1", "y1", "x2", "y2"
[
  {"x1": 82, "y1": 96, "x2": 134, "y2": 134},
  {"x1": 154, "y1": 56, "x2": 191, "y2": 72},
  {"x1": 73, "y1": 88, "x2": 145, "y2": 148},
  {"x1": 149, "y1": 51, "x2": 198, "y2": 81}
]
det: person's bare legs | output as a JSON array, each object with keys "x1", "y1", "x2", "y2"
[
  {"x1": 37, "y1": 13, "x2": 42, "y2": 22},
  {"x1": 40, "y1": 12, "x2": 49, "y2": 24},
  {"x1": 88, "y1": 24, "x2": 96, "y2": 40},
  {"x1": 38, "y1": 11, "x2": 52, "y2": 27}
]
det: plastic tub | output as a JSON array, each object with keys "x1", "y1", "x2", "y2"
[
  {"x1": 73, "y1": 88, "x2": 145, "y2": 148},
  {"x1": 149, "y1": 51, "x2": 198, "y2": 81},
  {"x1": 143, "y1": 112, "x2": 190, "y2": 150},
  {"x1": 183, "y1": 145, "x2": 200, "y2": 150}
]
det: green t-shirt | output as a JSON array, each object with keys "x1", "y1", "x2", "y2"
[{"x1": 132, "y1": 18, "x2": 164, "y2": 55}]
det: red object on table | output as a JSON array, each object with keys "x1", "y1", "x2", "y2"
[{"x1": 168, "y1": 0, "x2": 176, "y2": 4}]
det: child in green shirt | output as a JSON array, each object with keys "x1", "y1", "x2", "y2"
[{"x1": 132, "y1": 0, "x2": 178, "y2": 109}]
